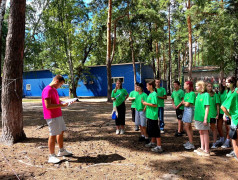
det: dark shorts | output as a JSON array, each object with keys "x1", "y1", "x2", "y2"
[
  {"x1": 176, "y1": 109, "x2": 184, "y2": 120},
  {"x1": 210, "y1": 118, "x2": 216, "y2": 124},
  {"x1": 219, "y1": 114, "x2": 224, "y2": 119},
  {"x1": 115, "y1": 102, "x2": 126, "y2": 126},
  {"x1": 147, "y1": 119, "x2": 161, "y2": 138},
  {"x1": 131, "y1": 108, "x2": 135, "y2": 122}
]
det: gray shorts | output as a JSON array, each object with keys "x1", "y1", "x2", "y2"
[
  {"x1": 46, "y1": 116, "x2": 66, "y2": 136},
  {"x1": 135, "y1": 110, "x2": 146, "y2": 127},
  {"x1": 195, "y1": 120, "x2": 210, "y2": 130},
  {"x1": 182, "y1": 107, "x2": 194, "y2": 123}
]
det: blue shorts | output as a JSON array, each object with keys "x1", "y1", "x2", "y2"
[
  {"x1": 182, "y1": 107, "x2": 194, "y2": 123},
  {"x1": 135, "y1": 110, "x2": 146, "y2": 127}
]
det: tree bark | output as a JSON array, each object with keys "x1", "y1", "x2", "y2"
[
  {"x1": 168, "y1": 3, "x2": 172, "y2": 94},
  {"x1": 0, "y1": 0, "x2": 7, "y2": 112},
  {"x1": 163, "y1": 44, "x2": 166, "y2": 80},
  {"x1": 1, "y1": 0, "x2": 26, "y2": 145},
  {"x1": 187, "y1": 0, "x2": 193, "y2": 80},
  {"x1": 128, "y1": 12, "x2": 136, "y2": 84},
  {"x1": 106, "y1": 0, "x2": 112, "y2": 102}
]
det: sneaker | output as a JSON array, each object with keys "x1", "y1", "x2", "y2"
[
  {"x1": 57, "y1": 149, "x2": 73, "y2": 157},
  {"x1": 116, "y1": 129, "x2": 120, "y2": 135},
  {"x1": 151, "y1": 146, "x2": 163, "y2": 153},
  {"x1": 48, "y1": 154, "x2": 61, "y2": 164},
  {"x1": 211, "y1": 142, "x2": 218, "y2": 149},
  {"x1": 138, "y1": 136, "x2": 145, "y2": 142},
  {"x1": 226, "y1": 151, "x2": 236, "y2": 157},
  {"x1": 183, "y1": 141, "x2": 190, "y2": 147},
  {"x1": 145, "y1": 142, "x2": 156, "y2": 148},
  {"x1": 160, "y1": 130, "x2": 165, "y2": 134},
  {"x1": 197, "y1": 150, "x2": 210, "y2": 157},
  {"x1": 134, "y1": 126, "x2": 139, "y2": 131},
  {"x1": 184, "y1": 142, "x2": 195, "y2": 150},
  {"x1": 175, "y1": 131, "x2": 183, "y2": 137},
  {"x1": 194, "y1": 148, "x2": 204, "y2": 154},
  {"x1": 215, "y1": 138, "x2": 224, "y2": 146},
  {"x1": 221, "y1": 139, "x2": 230, "y2": 148},
  {"x1": 120, "y1": 129, "x2": 125, "y2": 134}
]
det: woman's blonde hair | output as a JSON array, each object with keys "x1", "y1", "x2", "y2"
[{"x1": 196, "y1": 80, "x2": 206, "y2": 93}]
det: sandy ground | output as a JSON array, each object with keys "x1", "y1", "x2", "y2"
[{"x1": 0, "y1": 97, "x2": 238, "y2": 180}]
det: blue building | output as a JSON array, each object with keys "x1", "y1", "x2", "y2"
[{"x1": 23, "y1": 62, "x2": 155, "y2": 97}]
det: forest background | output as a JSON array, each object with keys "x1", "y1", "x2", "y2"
[{"x1": 1, "y1": 0, "x2": 237, "y2": 98}]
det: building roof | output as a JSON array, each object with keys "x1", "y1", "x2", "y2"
[{"x1": 183, "y1": 66, "x2": 220, "y2": 73}]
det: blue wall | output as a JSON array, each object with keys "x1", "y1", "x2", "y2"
[{"x1": 23, "y1": 63, "x2": 154, "y2": 97}]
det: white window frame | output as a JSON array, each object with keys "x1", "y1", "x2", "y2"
[
  {"x1": 26, "y1": 84, "x2": 31, "y2": 91},
  {"x1": 111, "y1": 77, "x2": 124, "y2": 84}
]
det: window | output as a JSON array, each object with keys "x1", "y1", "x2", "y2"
[
  {"x1": 111, "y1": 77, "x2": 124, "y2": 84},
  {"x1": 26, "y1": 84, "x2": 31, "y2": 91}
]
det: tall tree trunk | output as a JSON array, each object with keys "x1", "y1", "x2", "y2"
[
  {"x1": 156, "y1": 42, "x2": 160, "y2": 78},
  {"x1": 197, "y1": 42, "x2": 199, "y2": 66},
  {"x1": 194, "y1": 41, "x2": 197, "y2": 67},
  {"x1": 0, "y1": 0, "x2": 7, "y2": 112},
  {"x1": 1, "y1": 0, "x2": 26, "y2": 145},
  {"x1": 106, "y1": 0, "x2": 112, "y2": 102},
  {"x1": 168, "y1": 3, "x2": 172, "y2": 94},
  {"x1": 178, "y1": 50, "x2": 181, "y2": 81},
  {"x1": 128, "y1": 12, "x2": 136, "y2": 84},
  {"x1": 187, "y1": 0, "x2": 193, "y2": 80},
  {"x1": 163, "y1": 44, "x2": 166, "y2": 80}
]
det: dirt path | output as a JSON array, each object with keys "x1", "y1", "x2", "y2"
[{"x1": 0, "y1": 98, "x2": 238, "y2": 180}]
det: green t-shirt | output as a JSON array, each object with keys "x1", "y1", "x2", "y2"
[
  {"x1": 231, "y1": 91, "x2": 238, "y2": 126},
  {"x1": 145, "y1": 91, "x2": 158, "y2": 120},
  {"x1": 208, "y1": 93, "x2": 220, "y2": 118},
  {"x1": 129, "y1": 90, "x2": 139, "y2": 108},
  {"x1": 184, "y1": 91, "x2": 196, "y2": 105},
  {"x1": 222, "y1": 90, "x2": 238, "y2": 125},
  {"x1": 135, "y1": 92, "x2": 148, "y2": 111},
  {"x1": 156, "y1": 87, "x2": 167, "y2": 107},
  {"x1": 194, "y1": 92, "x2": 210, "y2": 122},
  {"x1": 219, "y1": 90, "x2": 227, "y2": 114},
  {"x1": 111, "y1": 88, "x2": 128, "y2": 107},
  {"x1": 171, "y1": 89, "x2": 185, "y2": 110}
]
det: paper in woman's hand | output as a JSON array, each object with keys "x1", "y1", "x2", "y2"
[{"x1": 61, "y1": 98, "x2": 79, "y2": 106}]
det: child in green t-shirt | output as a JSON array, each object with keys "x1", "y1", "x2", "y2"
[
  {"x1": 171, "y1": 80, "x2": 185, "y2": 137},
  {"x1": 182, "y1": 81, "x2": 196, "y2": 150},
  {"x1": 128, "y1": 82, "x2": 139, "y2": 131},
  {"x1": 142, "y1": 80, "x2": 163, "y2": 153},
  {"x1": 206, "y1": 82, "x2": 220, "y2": 149},
  {"x1": 221, "y1": 76, "x2": 238, "y2": 159},
  {"x1": 194, "y1": 81, "x2": 210, "y2": 157},
  {"x1": 111, "y1": 80, "x2": 129, "y2": 135},
  {"x1": 155, "y1": 79, "x2": 167, "y2": 133},
  {"x1": 134, "y1": 83, "x2": 149, "y2": 143}
]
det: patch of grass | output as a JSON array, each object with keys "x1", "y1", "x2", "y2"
[{"x1": 22, "y1": 99, "x2": 42, "y2": 103}]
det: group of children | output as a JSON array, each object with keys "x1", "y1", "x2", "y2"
[
  {"x1": 111, "y1": 77, "x2": 238, "y2": 158},
  {"x1": 42, "y1": 75, "x2": 237, "y2": 164}
]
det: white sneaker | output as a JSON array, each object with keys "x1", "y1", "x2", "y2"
[
  {"x1": 145, "y1": 142, "x2": 156, "y2": 148},
  {"x1": 48, "y1": 154, "x2": 60, "y2": 164},
  {"x1": 221, "y1": 139, "x2": 230, "y2": 148},
  {"x1": 160, "y1": 130, "x2": 165, "y2": 134},
  {"x1": 183, "y1": 141, "x2": 190, "y2": 147},
  {"x1": 120, "y1": 129, "x2": 125, "y2": 134},
  {"x1": 57, "y1": 149, "x2": 73, "y2": 157},
  {"x1": 211, "y1": 142, "x2": 218, "y2": 149},
  {"x1": 116, "y1": 129, "x2": 120, "y2": 135},
  {"x1": 184, "y1": 142, "x2": 195, "y2": 150},
  {"x1": 151, "y1": 146, "x2": 163, "y2": 153},
  {"x1": 226, "y1": 151, "x2": 236, "y2": 157}
]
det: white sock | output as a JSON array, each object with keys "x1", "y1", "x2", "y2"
[
  {"x1": 141, "y1": 135, "x2": 145, "y2": 137},
  {"x1": 145, "y1": 137, "x2": 148, "y2": 139},
  {"x1": 157, "y1": 146, "x2": 161, "y2": 148}
]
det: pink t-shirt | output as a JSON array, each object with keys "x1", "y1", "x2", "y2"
[{"x1": 42, "y1": 85, "x2": 62, "y2": 119}]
